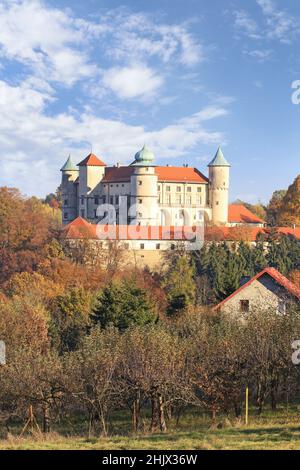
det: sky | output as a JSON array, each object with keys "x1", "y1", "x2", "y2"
[{"x1": 1, "y1": 0, "x2": 300, "y2": 203}]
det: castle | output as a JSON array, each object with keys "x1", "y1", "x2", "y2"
[{"x1": 60, "y1": 145, "x2": 231, "y2": 227}]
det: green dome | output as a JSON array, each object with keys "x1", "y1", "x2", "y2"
[{"x1": 132, "y1": 145, "x2": 155, "y2": 166}]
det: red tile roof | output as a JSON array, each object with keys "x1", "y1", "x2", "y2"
[
  {"x1": 228, "y1": 204, "x2": 264, "y2": 224},
  {"x1": 102, "y1": 166, "x2": 208, "y2": 183},
  {"x1": 155, "y1": 166, "x2": 208, "y2": 183},
  {"x1": 78, "y1": 153, "x2": 106, "y2": 167},
  {"x1": 205, "y1": 226, "x2": 300, "y2": 242},
  {"x1": 62, "y1": 218, "x2": 200, "y2": 241},
  {"x1": 214, "y1": 267, "x2": 300, "y2": 310}
]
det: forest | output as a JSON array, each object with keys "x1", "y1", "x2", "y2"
[{"x1": 1, "y1": 186, "x2": 300, "y2": 444}]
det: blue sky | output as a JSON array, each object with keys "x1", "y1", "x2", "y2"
[{"x1": 0, "y1": 0, "x2": 300, "y2": 203}]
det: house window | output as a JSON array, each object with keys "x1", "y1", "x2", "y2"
[
  {"x1": 240, "y1": 300, "x2": 250, "y2": 313},
  {"x1": 187, "y1": 187, "x2": 191, "y2": 192},
  {"x1": 166, "y1": 186, "x2": 171, "y2": 192},
  {"x1": 278, "y1": 300, "x2": 286, "y2": 315},
  {"x1": 156, "y1": 243, "x2": 160, "y2": 250},
  {"x1": 140, "y1": 243, "x2": 145, "y2": 250}
]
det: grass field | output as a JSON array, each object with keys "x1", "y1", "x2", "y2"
[{"x1": 1, "y1": 406, "x2": 300, "y2": 450}]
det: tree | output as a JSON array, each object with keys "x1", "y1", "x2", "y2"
[
  {"x1": 266, "y1": 190, "x2": 286, "y2": 226},
  {"x1": 64, "y1": 327, "x2": 122, "y2": 436},
  {"x1": 91, "y1": 278, "x2": 157, "y2": 330},
  {"x1": 49, "y1": 288, "x2": 93, "y2": 353},
  {"x1": 162, "y1": 255, "x2": 196, "y2": 316},
  {"x1": 277, "y1": 177, "x2": 300, "y2": 227}
]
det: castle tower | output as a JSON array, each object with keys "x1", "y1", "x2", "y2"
[
  {"x1": 78, "y1": 153, "x2": 106, "y2": 219},
  {"x1": 208, "y1": 147, "x2": 230, "y2": 225},
  {"x1": 130, "y1": 145, "x2": 159, "y2": 226},
  {"x1": 60, "y1": 155, "x2": 79, "y2": 224}
]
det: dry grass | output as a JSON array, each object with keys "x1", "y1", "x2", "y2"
[{"x1": 1, "y1": 406, "x2": 300, "y2": 450}]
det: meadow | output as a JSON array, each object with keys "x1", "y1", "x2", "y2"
[{"x1": 1, "y1": 406, "x2": 300, "y2": 450}]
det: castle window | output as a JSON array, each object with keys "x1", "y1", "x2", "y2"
[
  {"x1": 187, "y1": 187, "x2": 191, "y2": 192},
  {"x1": 139, "y1": 181, "x2": 142, "y2": 186},
  {"x1": 197, "y1": 187, "x2": 202, "y2": 192},
  {"x1": 216, "y1": 201, "x2": 219, "y2": 205},
  {"x1": 158, "y1": 185, "x2": 161, "y2": 191},
  {"x1": 94, "y1": 197, "x2": 99, "y2": 205},
  {"x1": 138, "y1": 199, "x2": 143, "y2": 204},
  {"x1": 110, "y1": 184, "x2": 113, "y2": 188},
  {"x1": 196, "y1": 196, "x2": 202, "y2": 205},
  {"x1": 166, "y1": 195, "x2": 171, "y2": 204},
  {"x1": 171, "y1": 244, "x2": 175, "y2": 250},
  {"x1": 64, "y1": 212, "x2": 68, "y2": 220},
  {"x1": 64, "y1": 199, "x2": 68, "y2": 206},
  {"x1": 140, "y1": 243, "x2": 145, "y2": 250},
  {"x1": 176, "y1": 186, "x2": 181, "y2": 192},
  {"x1": 94, "y1": 209, "x2": 97, "y2": 218},
  {"x1": 138, "y1": 212, "x2": 143, "y2": 217},
  {"x1": 187, "y1": 196, "x2": 192, "y2": 205},
  {"x1": 102, "y1": 196, "x2": 106, "y2": 203},
  {"x1": 240, "y1": 300, "x2": 250, "y2": 313},
  {"x1": 146, "y1": 167, "x2": 149, "y2": 171},
  {"x1": 81, "y1": 197, "x2": 84, "y2": 205},
  {"x1": 110, "y1": 196, "x2": 114, "y2": 204},
  {"x1": 156, "y1": 243, "x2": 161, "y2": 250},
  {"x1": 81, "y1": 210, "x2": 84, "y2": 217},
  {"x1": 176, "y1": 195, "x2": 181, "y2": 204},
  {"x1": 166, "y1": 186, "x2": 171, "y2": 192},
  {"x1": 116, "y1": 196, "x2": 119, "y2": 205},
  {"x1": 122, "y1": 184, "x2": 124, "y2": 187}
]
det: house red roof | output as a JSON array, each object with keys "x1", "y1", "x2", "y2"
[
  {"x1": 102, "y1": 166, "x2": 208, "y2": 183},
  {"x1": 228, "y1": 204, "x2": 264, "y2": 224},
  {"x1": 78, "y1": 153, "x2": 106, "y2": 167},
  {"x1": 214, "y1": 267, "x2": 300, "y2": 311}
]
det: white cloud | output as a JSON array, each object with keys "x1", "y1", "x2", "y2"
[
  {"x1": 244, "y1": 49, "x2": 273, "y2": 62},
  {"x1": 0, "y1": 0, "x2": 100, "y2": 86},
  {"x1": 0, "y1": 79, "x2": 228, "y2": 196},
  {"x1": 233, "y1": 10, "x2": 261, "y2": 39},
  {"x1": 102, "y1": 65, "x2": 164, "y2": 100}
]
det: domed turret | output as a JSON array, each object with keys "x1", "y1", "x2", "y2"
[
  {"x1": 132, "y1": 145, "x2": 155, "y2": 166},
  {"x1": 208, "y1": 147, "x2": 230, "y2": 225},
  {"x1": 130, "y1": 145, "x2": 158, "y2": 225}
]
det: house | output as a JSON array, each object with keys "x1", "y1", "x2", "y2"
[
  {"x1": 228, "y1": 204, "x2": 265, "y2": 227},
  {"x1": 214, "y1": 267, "x2": 300, "y2": 315}
]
